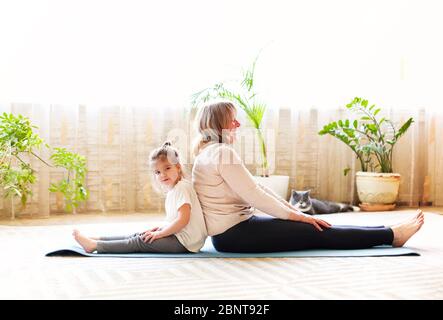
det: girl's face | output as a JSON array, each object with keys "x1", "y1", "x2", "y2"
[
  {"x1": 153, "y1": 158, "x2": 181, "y2": 189},
  {"x1": 226, "y1": 110, "x2": 241, "y2": 143}
]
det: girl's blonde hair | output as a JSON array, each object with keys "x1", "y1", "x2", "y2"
[
  {"x1": 192, "y1": 101, "x2": 236, "y2": 155},
  {"x1": 148, "y1": 141, "x2": 184, "y2": 192}
]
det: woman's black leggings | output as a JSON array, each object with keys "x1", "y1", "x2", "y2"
[{"x1": 211, "y1": 215, "x2": 394, "y2": 253}]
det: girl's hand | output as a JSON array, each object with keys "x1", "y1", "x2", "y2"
[
  {"x1": 141, "y1": 226, "x2": 161, "y2": 235},
  {"x1": 292, "y1": 212, "x2": 332, "y2": 231},
  {"x1": 142, "y1": 230, "x2": 165, "y2": 244},
  {"x1": 140, "y1": 226, "x2": 161, "y2": 241}
]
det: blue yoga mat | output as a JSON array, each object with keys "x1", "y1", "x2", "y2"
[{"x1": 45, "y1": 239, "x2": 419, "y2": 258}]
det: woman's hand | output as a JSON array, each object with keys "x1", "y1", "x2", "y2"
[{"x1": 289, "y1": 211, "x2": 332, "y2": 231}]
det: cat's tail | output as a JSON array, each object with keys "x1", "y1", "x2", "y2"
[{"x1": 339, "y1": 204, "x2": 360, "y2": 212}]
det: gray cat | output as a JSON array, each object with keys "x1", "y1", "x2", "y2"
[{"x1": 289, "y1": 190, "x2": 360, "y2": 215}]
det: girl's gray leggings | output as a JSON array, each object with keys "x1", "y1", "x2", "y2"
[{"x1": 96, "y1": 233, "x2": 190, "y2": 253}]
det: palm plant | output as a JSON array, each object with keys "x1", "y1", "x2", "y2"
[
  {"x1": 318, "y1": 97, "x2": 414, "y2": 174},
  {"x1": 191, "y1": 57, "x2": 270, "y2": 176}
]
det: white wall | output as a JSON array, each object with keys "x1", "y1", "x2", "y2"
[{"x1": 0, "y1": 0, "x2": 442, "y2": 109}]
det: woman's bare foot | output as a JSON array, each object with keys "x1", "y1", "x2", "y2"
[
  {"x1": 391, "y1": 210, "x2": 424, "y2": 247},
  {"x1": 72, "y1": 229, "x2": 98, "y2": 253},
  {"x1": 388, "y1": 210, "x2": 423, "y2": 228}
]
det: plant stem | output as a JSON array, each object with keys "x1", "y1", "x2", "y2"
[
  {"x1": 14, "y1": 154, "x2": 30, "y2": 168},
  {"x1": 356, "y1": 104, "x2": 385, "y2": 144},
  {"x1": 256, "y1": 129, "x2": 268, "y2": 176},
  {"x1": 351, "y1": 128, "x2": 376, "y2": 143},
  {"x1": 357, "y1": 154, "x2": 366, "y2": 172},
  {"x1": 29, "y1": 151, "x2": 54, "y2": 167}
]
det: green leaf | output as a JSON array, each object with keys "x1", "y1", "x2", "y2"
[
  {"x1": 373, "y1": 108, "x2": 381, "y2": 116},
  {"x1": 395, "y1": 117, "x2": 414, "y2": 140},
  {"x1": 343, "y1": 128, "x2": 355, "y2": 138},
  {"x1": 367, "y1": 123, "x2": 377, "y2": 133},
  {"x1": 343, "y1": 167, "x2": 351, "y2": 176}
]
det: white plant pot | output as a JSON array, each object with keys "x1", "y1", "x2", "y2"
[
  {"x1": 254, "y1": 175, "x2": 290, "y2": 200},
  {"x1": 356, "y1": 171, "x2": 401, "y2": 205}
]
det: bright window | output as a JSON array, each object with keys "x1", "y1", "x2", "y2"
[{"x1": 0, "y1": 0, "x2": 442, "y2": 109}]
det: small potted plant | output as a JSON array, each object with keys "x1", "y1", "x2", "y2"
[
  {"x1": 191, "y1": 57, "x2": 290, "y2": 199},
  {"x1": 318, "y1": 97, "x2": 414, "y2": 211},
  {"x1": 49, "y1": 147, "x2": 88, "y2": 214},
  {"x1": 0, "y1": 113, "x2": 49, "y2": 218},
  {"x1": 0, "y1": 112, "x2": 88, "y2": 218}
]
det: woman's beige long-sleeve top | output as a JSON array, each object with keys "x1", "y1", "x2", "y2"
[{"x1": 192, "y1": 143, "x2": 293, "y2": 236}]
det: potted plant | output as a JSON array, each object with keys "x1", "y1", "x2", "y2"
[
  {"x1": 49, "y1": 147, "x2": 88, "y2": 214},
  {"x1": 0, "y1": 112, "x2": 88, "y2": 218},
  {"x1": 318, "y1": 97, "x2": 414, "y2": 211},
  {"x1": 191, "y1": 57, "x2": 290, "y2": 199},
  {"x1": 0, "y1": 113, "x2": 50, "y2": 218}
]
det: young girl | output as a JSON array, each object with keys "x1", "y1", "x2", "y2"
[{"x1": 73, "y1": 142, "x2": 208, "y2": 254}]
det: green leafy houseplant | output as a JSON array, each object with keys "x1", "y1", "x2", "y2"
[
  {"x1": 318, "y1": 97, "x2": 414, "y2": 175},
  {"x1": 191, "y1": 57, "x2": 270, "y2": 176},
  {"x1": 49, "y1": 147, "x2": 88, "y2": 213},
  {"x1": 0, "y1": 112, "x2": 88, "y2": 217},
  {"x1": 0, "y1": 113, "x2": 50, "y2": 217}
]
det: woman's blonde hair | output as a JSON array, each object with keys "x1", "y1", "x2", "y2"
[
  {"x1": 148, "y1": 141, "x2": 184, "y2": 192},
  {"x1": 192, "y1": 101, "x2": 236, "y2": 155}
]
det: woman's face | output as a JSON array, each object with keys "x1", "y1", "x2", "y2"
[{"x1": 226, "y1": 110, "x2": 241, "y2": 143}]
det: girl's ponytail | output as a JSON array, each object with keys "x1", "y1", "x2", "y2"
[
  {"x1": 149, "y1": 141, "x2": 180, "y2": 166},
  {"x1": 162, "y1": 141, "x2": 172, "y2": 148}
]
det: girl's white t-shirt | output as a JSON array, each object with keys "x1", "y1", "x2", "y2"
[{"x1": 165, "y1": 179, "x2": 207, "y2": 252}]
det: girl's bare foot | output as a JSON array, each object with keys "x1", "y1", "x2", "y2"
[
  {"x1": 391, "y1": 210, "x2": 424, "y2": 247},
  {"x1": 72, "y1": 229, "x2": 98, "y2": 253}
]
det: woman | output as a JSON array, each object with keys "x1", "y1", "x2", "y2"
[{"x1": 191, "y1": 101, "x2": 424, "y2": 253}]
